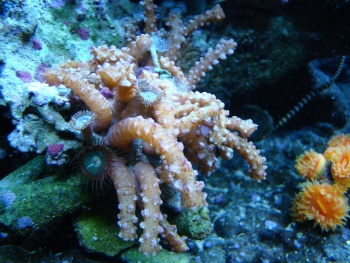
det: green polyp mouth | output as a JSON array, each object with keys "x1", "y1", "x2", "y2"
[
  {"x1": 83, "y1": 151, "x2": 106, "y2": 178},
  {"x1": 79, "y1": 145, "x2": 111, "y2": 181},
  {"x1": 86, "y1": 155, "x2": 102, "y2": 169}
]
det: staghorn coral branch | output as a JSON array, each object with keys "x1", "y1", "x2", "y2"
[
  {"x1": 181, "y1": 127, "x2": 218, "y2": 175},
  {"x1": 140, "y1": 0, "x2": 157, "y2": 34},
  {"x1": 127, "y1": 34, "x2": 153, "y2": 60},
  {"x1": 45, "y1": 68, "x2": 112, "y2": 132},
  {"x1": 212, "y1": 129, "x2": 267, "y2": 180},
  {"x1": 186, "y1": 39, "x2": 237, "y2": 89},
  {"x1": 159, "y1": 215, "x2": 189, "y2": 253},
  {"x1": 104, "y1": 116, "x2": 207, "y2": 208},
  {"x1": 226, "y1": 116, "x2": 258, "y2": 138},
  {"x1": 174, "y1": 91, "x2": 223, "y2": 133},
  {"x1": 158, "y1": 56, "x2": 189, "y2": 88},
  {"x1": 164, "y1": 14, "x2": 185, "y2": 62},
  {"x1": 109, "y1": 157, "x2": 138, "y2": 241},
  {"x1": 134, "y1": 162, "x2": 162, "y2": 255},
  {"x1": 161, "y1": 5, "x2": 226, "y2": 66},
  {"x1": 184, "y1": 4, "x2": 226, "y2": 37},
  {"x1": 99, "y1": 60, "x2": 137, "y2": 102},
  {"x1": 91, "y1": 45, "x2": 134, "y2": 65}
]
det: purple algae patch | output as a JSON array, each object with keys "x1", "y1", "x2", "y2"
[
  {"x1": 47, "y1": 143, "x2": 64, "y2": 156},
  {"x1": 17, "y1": 216, "x2": 34, "y2": 229},
  {"x1": 100, "y1": 87, "x2": 113, "y2": 99},
  {"x1": 35, "y1": 63, "x2": 49, "y2": 83},
  {"x1": 32, "y1": 38, "x2": 43, "y2": 50},
  {"x1": 16, "y1": 71, "x2": 33, "y2": 83},
  {"x1": 76, "y1": 28, "x2": 90, "y2": 40}
]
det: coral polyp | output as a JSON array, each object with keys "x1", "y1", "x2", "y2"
[
  {"x1": 135, "y1": 79, "x2": 163, "y2": 107},
  {"x1": 292, "y1": 180, "x2": 349, "y2": 231},
  {"x1": 292, "y1": 133, "x2": 350, "y2": 232},
  {"x1": 330, "y1": 145, "x2": 350, "y2": 191},
  {"x1": 295, "y1": 149, "x2": 327, "y2": 180},
  {"x1": 77, "y1": 144, "x2": 113, "y2": 182},
  {"x1": 324, "y1": 133, "x2": 350, "y2": 161},
  {"x1": 70, "y1": 110, "x2": 97, "y2": 141}
]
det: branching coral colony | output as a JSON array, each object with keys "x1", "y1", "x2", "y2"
[{"x1": 45, "y1": 0, "x2": 267, "y2": 255}]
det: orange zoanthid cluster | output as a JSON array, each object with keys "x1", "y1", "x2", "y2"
[
  {"x1": 292, "y1": 133, "x2": 350, "y2": 231},
  {"x1": 44, "y1": 0, "x2": 267, "y2": 256}
]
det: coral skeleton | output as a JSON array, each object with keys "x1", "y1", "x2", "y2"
[{"x1": 44, "y1": 1, "x2": 267, "y2": 255}]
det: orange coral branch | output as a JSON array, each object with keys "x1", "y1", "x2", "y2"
[
  {"x1": 109, "y1": 157, "x2": 138, "y2": 241},
  {"x1": 104, "y1": 116, "x2": 207, "y2": 208},
  {"x1": 45, "y1": 67, "x2": 112, "y2": 132},
  {"x1": 134, "y1": 162, "x2": 162, "y2": 255},
  {"x1": 140, "y1": 0, "x2": 157, "y2": 34},
  {"x1": 159, "y1": 215, "x2": 189, "y2": 253},
  {"x1": 184, "y1": 4, "x2": 225, "y2": 37},
  {"x1": 212, "y1": 130, "x2": 267, "y2": 180},
  {"x1": 186, "y1": 39, "x2": 237, "y2": 89}
]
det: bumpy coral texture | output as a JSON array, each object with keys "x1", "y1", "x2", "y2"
[{"x1": 45, "y1": 1, "x2": 267, "y2": 255}]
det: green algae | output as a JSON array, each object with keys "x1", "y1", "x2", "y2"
[
  {"x1": 0, "y1": 155, "x2": 90, "y2": 234},
  {"x1": 169, "y1": 207, "x2": 213, "y2": 240},
  {"x1": 74, "y1": 195, "x2": 137, "y2": 257}
]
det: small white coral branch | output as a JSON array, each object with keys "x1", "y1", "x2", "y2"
[
  {"x1": 186, "y1": 39, "x2": 237, "y2": 89},
  {"x1": 134, "y1": 162, "x2": 163, "y2": 255}
]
